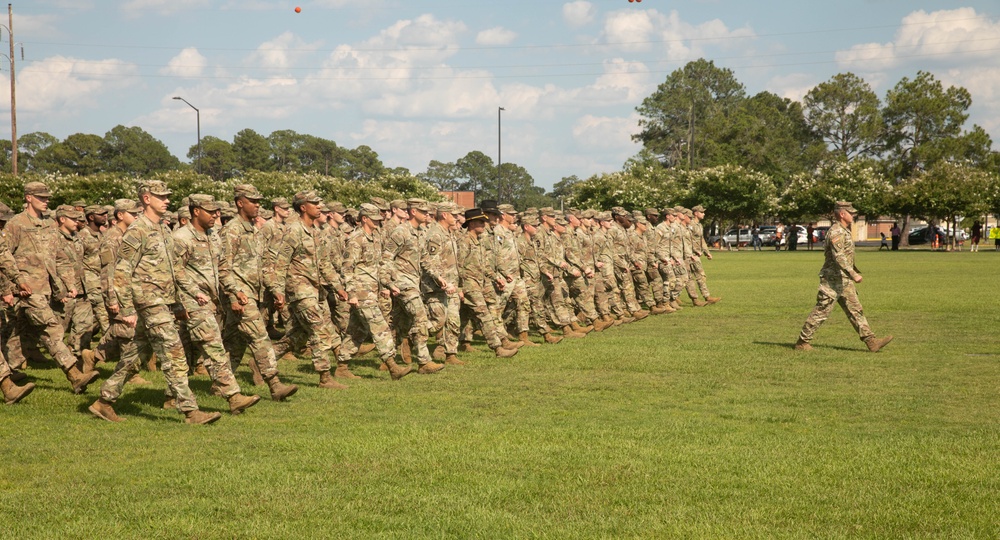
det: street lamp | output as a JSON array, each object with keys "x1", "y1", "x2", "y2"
[
  {"x1": 173, "y1": 96, "x2": 201, "y2": 174},
  {"x1": 497, "y1": 106, "x2": 505, "y2": 202}
]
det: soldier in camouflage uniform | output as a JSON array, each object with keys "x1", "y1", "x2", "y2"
[
  {"x1": 628, "y1": 214, "x2": 659, "y2": 313},
  {"x1": 421, "y1": 202, "x2": 463, "y2": 364},
  {"x1": 171, "y1": 194, "x2": 263, "y2": 414},
  {"x1": 563, "y1": 210, "x2": 602, "y2": 332},
  {"x1": 368, "y1": 197, "x2": 395, "y2": 328},
  {"x1": 260, "y1": 197, "x2": 292, "y2": 339},
  {"x1": 687, "y1": 205, "x2": 721, "y2": 305},
  {"x1": 336, "y1": 204, "x2": 413, "y2": 379},
  {"x1": 81, "y1": 205, "x2": 110, "y2": 338},
  {"x1": 643, "y1": 209, "x2": 674, "y2": 314},
  {"x1": 322, "y1": 201, "x2": 353, "y2": 335},
  {"x1": 795, "y1": 201, "x2": 893, "y2": 353},
  {"x1": 516, "y1": 213, "x2": 563, "y2": 344},
  {"x1": 89, "y1": 181, "x2": 221, "y2": 424},
  {"x1": 0, "y1": 226, "x2": 35, "y2": 404},
  {"x1": 5, "y1": 182, "x2": 99, "y2": 394},
  {"x1": 218, "y1": 184, "x2": 298, "y2": 400},
  {"x1": 535, "y1": 208, "x2": 586, "y2": 338},
  {"x1": 383, "y1": 198, "x2": 444, "y2": 374},
  {"x1": 52, "y1": 206, "x2": 92, "y2": 359},
  {"x1": 489, "y1": 204, "x2": 536, "y2": 345},
  {"x1": 609, "y1": 208, "x2": 648, "y2": 321},
  {"x1": 655, "y1": 209, "x2": 682, "y2": 310}
]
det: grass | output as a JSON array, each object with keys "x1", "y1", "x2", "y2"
[{"x1": 3, "y1": 248, "x2": 999, "y2": 538}]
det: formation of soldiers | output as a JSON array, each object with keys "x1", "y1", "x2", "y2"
[{"x1": 0, "y1": 180, "x2": 720, "y2": 424}]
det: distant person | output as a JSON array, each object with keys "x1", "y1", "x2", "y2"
[
  {"x1": 879, "y1": 232, "x2": 889, "y2": 251},
  {"x1": 970, "y1": 221, "x2": 982, "y2": 252},
  {"x1": 806, "y1": 223, "x2": 815, "y2": 250},
  {"x1": 774, "y1": 224, "x2": 784, "y2": 252},
  {"x1": 787, "y1": 224, "x2": 798, "y2": 251},
  {"x1": 992, "y1": 225, "x2": 1000, "y2": 251},
  {"x1": 751, "y1": 227, "x2": 761, "y2": 251},
  {"x1": 890, "y1": 222, "x2": 901, "y2": 251},
  {"x1": 795, "y1": 201, "x2": 893, "y2": 353}
]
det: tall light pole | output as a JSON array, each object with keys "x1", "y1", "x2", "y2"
[
  {"x1": 497, "y1": 106, "x2": 505, "y2": 202},
  {"x1": 173, "y1": 96, "x2": 201, "y2": 174},
  {"x1": 1, "y1": 4, "x2": 23, "y2": 176}
]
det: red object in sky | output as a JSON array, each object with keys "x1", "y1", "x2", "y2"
[{"x1": 294, "y1": 6, "x2": 302, "y2": 13}]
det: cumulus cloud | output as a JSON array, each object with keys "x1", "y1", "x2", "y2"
[
  {"x1": 476, "y1": 27, "x2": 517, "y2": 46},
  {"x1": 13, "y1": 13, "x2": 65, "y2": 40},
  {"x1": 572, "y1": 113, "x2": 642, "y2": 151},
  {"x1": 599, "y1": 8, "x2": 755, "y2": 58},
  {"x1": 836, "y1": 7, "x2": 1000, "y2": 70},
  {"x1": 5, "y1": 56, "x2": 140, "y2": 113},
  {"x1": 247, "y1": 32, "x2": 322, "y2": 71},
  {"x1": 121, "y1": 0, "x2": 209, "y2": 17},
  {"x1": 563, "y1": 1, "x2": 596, "y2": 27},
  {"x1": 160, "y1": 48, "x2": 208, "y2": 78},
  {"x1": 767, "y1": 73, "x2": 820, "y2": 103}
]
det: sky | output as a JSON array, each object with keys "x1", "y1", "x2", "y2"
[{"x1": 5, "y1": 0, "x2": 1000, "y2": 190}]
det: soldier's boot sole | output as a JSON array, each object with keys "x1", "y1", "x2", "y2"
[
  {"x1": 66, "y1": 367, "x2": 100, "y2": 395},
  {"x1": 318, "y1": 372, "x2": 348, "y2": 390},
  {"x1": 185, "y1": 410, "x2": 222, "y2": 425},
  {"x1": 87, "y1": 399, "x2": 124, "y2": 422},
  {"x1": 706, "y1": 296, "x2": 721, "y2": 304},
  {"x1": 865, "y1": 335, "x2": 894, "y2": 353}
]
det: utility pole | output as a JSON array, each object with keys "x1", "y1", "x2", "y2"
[
  {"x1": 497, "y1": 106, "x2": 505, "y2": 202},
  {"x1": 1, "y1": 4, "x2": 20, "y2": 176}
]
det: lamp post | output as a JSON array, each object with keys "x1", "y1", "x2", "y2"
[
  {"x1": 497, "y1": 106, "x2": 505, "y2": 202},
  {"x1": 173, "y1": 96, "x2": 201, "y2": 174}
]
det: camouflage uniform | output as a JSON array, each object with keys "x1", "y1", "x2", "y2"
[
  {"x1": 534, "y1": 222, "x2": 574, "y2": 328},
  {"x1": 687, "y1": 216, "x2": 713, "y2": 300},
  {"x1": 642, "y1": 213, "x2": 667, "y2": 307},
  {"x1": 591, "y1": 219, "x2": 617, "y2": 317},
  {"x1": 53, "y1": 211, "x2": 95, "y2": 356},
  {"x1": 516, "y1": 219, "x2": 557, "y2": 335},
  {"x1": 456, "y1": 221, "x2": 508, "y2": 350},
  {"x1": 421, "y1": 219, "x2": 461, "y2": 356},
  {"x1": 260, "y1": 202, "x2": 291, "y2": 336},
  {"x1": 627, "y1": 223, "x2": 654, "y2": 309},
  {"x1": 607, "y1": 212, "x2": 641, "y2": 314},
  {"x1": 79, "y1": 222, "x2": 110, "y2": 336},
  {"x1": 668, "y1": 216, "x2": 691, "y2": 302},
  {"x1": 383, "y1": 214, "x2": 433, "y2": 365},
  {"x1": 0, "y1": 233, "x2": 27, "y2": 383},
  {"x1": 655, "y1": 214, "x2": 678, "y2": 302},
  {"x1": 491, "y1": 220, "x2": 530, "y2": 334},
  {"x1": 563, "y1": 224, "x2": 599, "y2": 324},
  {"x1": 798, "y1": 221, "x2": 875, "y2": 344}
]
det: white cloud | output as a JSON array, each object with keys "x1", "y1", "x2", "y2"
[
  {"x1": 247, "y1": 32, "x2": 321, "y2": 71},
  {"x1": 563, "y1": 1, "x2": 596, "y2": 27},
  {"x1": 121, "y1": 0, "x2": 209, "y2": 17},
  {"x1": 476, "y1": 27, "x2": 517, "y2": 46},
  {"x1": 572, "y1": 113, "x2": 641, "y2": 152},
  {"x1": 767, "y1": 73, "x2": 819, "y2": 103},
  {"x1": 600, "y1": 8, "x2": 755, "y2": 59},
  {"x1": 836, "y1": 8, "x2": 1000, "y2": 70},
  {"x1": 160, "y1": 48, "x2": 208, "y2": 78},
  {"x1": 13, "y1": 13, "x2": 64, "y2": 40},
  {"x1": 5, "y1": 56, "x2": 140, "y2": 113}
]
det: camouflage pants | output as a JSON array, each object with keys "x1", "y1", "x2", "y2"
[
  {"x1": 101, "y1": 304, "x2": 200, "y2": 414},
  {"x1": 599, "y1": 267, "x2": 625, "y2": 317},
  {"x1": 89, "y1": 294, "x2": 110, "y2": 337},
  {"x1": 461, "y1": 286, "x2": 504, "y2": 349},
  {"x1": 263, "y1": 290, "x2": 291, "y2": 335},
  {"x1": 658, "y1": 264, "x2": 677, "y2": 302},
  {"x1": 646, "y1": 265, "x2": 666, "y2": 306},
  {"x1": 0, "y1": 348, "x2": 10, "y2": 381},
  {"x1": 523, "y1": 276, "x2": 555, "y2": 334},
  {"x1": 543, "y1": 274, "x2": 574, "y2": 328},
  {"x1": 393, "y1": 290, "x2": 432, "y2": 365},
  {"x1": 425, "y1": 291, "x2": 460, "y2": 355},
  {"x1": 182, "y1": 307, "x2": 240, "y2": 398},
  {"x1": 93, "y1": 316, "x2": 145, "y2": 370},
  {"x1": 461, "y1": 283, "x2": 505, "y2": 343},
  {"x1": 631, "y1": 266, "x2": 654, "y2": 308},
  {"x1": 497, "y1": 277, "x2": 530, "y2": 333},
  {"x1": 338, "y1": 299, "x2": 396, "y2": 363},
  {"x1": 59, "y1": 296, "x2": 95, "y2": 356},
  {"x1": 671, "y1": 262, "x2": 690, "y2": 301},
  {"x1": 687, "y1": 258, "x2": 711, "y2": 298},
  {"x1": 7, "y1": 294, "x2": 77, "y2": 370},
  {"x1": 565, "y1": 275, "x2": 599, "y2": 325},
  {"x1": 328, "y1": 295, "x2": 351, "y2": 335},
  {"x1": 798, "y1": 274, "x2": 874, "y2": 344},
  {"x1": 615, "y1": 265, "x2": 640, "y2": 314},
  {"x1": 288, "y1": 295, "x2": 341, "y2": 373},
  {"x1": 222, "y1": 300, "x2": 280, "y2": 380}
]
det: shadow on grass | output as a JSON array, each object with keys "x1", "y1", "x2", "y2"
[{"x1": 753, "y1": 340, "x2": 863, "y2": 352}]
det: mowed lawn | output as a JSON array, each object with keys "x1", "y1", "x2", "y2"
[{"x1": 3, "y1": 248, "x2": 999, "y2": 539}]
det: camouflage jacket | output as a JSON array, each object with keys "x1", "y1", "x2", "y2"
[
  {"x1": 6, "y1": 212, "x2": 61, "y2": 297},
  {"x1": 99, "y1": 225, "x2": 126, "y2": 311},
  {"x1": 628, "y1": 228, "x2": 648, "y2": 271},
  {"x1": 515, "y1": 231, "x2": 541, "y2": 282},
  {"x1": 55, "y1": 228, "x2": 85, "y2": 295},
  {"x1": 456, "y1": 230, "x2": 492, "y2": 292},
  {"x1": 654, "y1": 221, "x2": 673, "y2": 263},
  {"x1": 342, "y1": 227, "x2": 391, "y2": 302},
  {"x1": 689, "y1": 220, "x2": 709, "y2": 256},
  {"x1": 605, "y1": 223, "x2": 631, "y2": 271},
  {"x1": 272, "y1": 219, "x2": 336, "y2": 302},
  {"x1": 173, "y1": 223, "x2": 222, "y2": 311},
  {"x1": 491, "y1": 224, "x2": 520, "y2": 282},
  {"x1": 259, "y1": 218, "x2": 287, "y2": 278},
  {"x1": 561, "y1": 228, "x2": 585, "y2": 275},
  {"x1": 319, "y1": 224, "x2": 346, "y2": 292},
  {"x1": 534, "y1": 226, "x2": 566, "y2": 278},
  {"x1": 821, "y1": 222, "x2": 859, "y2": 280},
  {"x1": 383, "y1": 221, "x2": 424, "y2": 292},
  {"x1": 421, "y1": 221, "x2": 458, "y2": 294},
  {"x1": 593, "y1": 227, "x2": 615, "y2": 271},
  {"x1": 114, "y1": 214, "x2": 191, "y2": 317},
  {"x1": 218, "y1": 215, "x2": 267, "y2": 303},
  {"x1": 667, "y1": 222, "x2": 685, "y2": 261},
  {"x1": 642, "y1": 226, "x2": 660, "y2": 266},
  {"x1": 574, "y1": 226, "x2": 596, "y2": 275},
  {"x1": 78, "y1": 226, "x2": 103, "y2": 295},
  {"x1": 0, "y1": 233, "x2": 23, "y2": 295}
]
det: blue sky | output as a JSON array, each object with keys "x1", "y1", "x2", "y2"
[{"x1": 7, "y1": 1, "x2": 1000, "y2": 189}]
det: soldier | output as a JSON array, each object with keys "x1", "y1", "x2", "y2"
[
  {"x1": 260, "y1": 197, "x2": 292, "y2": 339},
  {"x1": 217, "y1": 184, "x2": 298, "y2": 400},
  {"x1": 609, "y1": 208, "x2": 649, "y2": 321},
  {"x1": 687, "y1": 205, "x2": 721, "y2": 305},
  {"x1": 490, "y1": 203, "x2": 537, "y2": 345},
  {"x1": 171, "y1": 194, "x2": 261, "y2": 414},
  {"x1": 272, "y1": 190, "x2": 349, "y2": 389},
  {"x1": 52, "y1": 205, "x2": 95, "y2": 358},
  {"x1": 656, "y1": 208, "x2": 683, "y2": 311},
  {"x1": 5, "y1": 182, "x2": 99, "y2": 394},
  {"x1": 422, "y1": 202, "x2": 463, "y2": 364},
  {"x1": 456, "y1": 208, "x2": 520, "y2": 358},
  {"x1": 0, "y1": 222, "x2": 35, "y2": 404},
  {"x1": 335, "y1": 203, "x2": 413, "y2": 379},
  {"x1": 516, "y1": 213, "x2": 563, "y2": 344},
  {"x1": 795, "y1": 201, "x2": 893, "y2": 353},
  {"x1": 643, "y1": 209, "x2": 673, "y2": 314},
  {"x1": 322, "y1": 201, "x2": 354, "y2": 336},
  {"x1": 564, "y1": 210, "x2": 605, "y2": 331},
  {"x1": 535, "y1": 208, "x2": 586, "y2": 338},
  {"x1": 81, "y1": 205, "x2": 110, "y2": 338},
  {"x1": 368, "y1": 197, "x2": 395, "y2": 327},
  {"x1": 89, "y1": 181, "x2": 221, "y2": 424}
]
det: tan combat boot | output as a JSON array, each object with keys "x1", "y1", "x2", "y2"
[
  {"x1": 706, "y1": 296, "x2": 721, "y2": 304},
  {"x1": 79, "y1": 349, "x2": 97, "y2": 373},
  {"x1": 334, "y1": 361, "x2": 360, "y2": 379},
  {"x1": 793, "y1": 338, "x2": 812, "y2": 351},
  {"x1": 193, "y1": 364, "x2": 209, "y2": 377},
  {"x1": 501, "y1": 337, "x2": 525, "y2": 349},
  {"x1": 2, "y1": 377, "x2": 35, "y2": 405},
  {"x1": 865, "y1": 335, "x2": 894, "y2": 353},
  {"x1": 163, "y1": 397, "x2": 176, "y2": 409},
  {"x1": 418, "y1": 361, "x2": 445, "y2": 374},
  {"x1": 146, "y1": 353, "x2": 158, "y2": 372},
  {"x1": 432, "y1": 346, "x2": 446, "y2": 360},
  {"x1": 459, "y1": 342, "x2": 477, "y2": 353},
  {"x1": 649, "y1": 304, "x2": 669, "y2": 315},
  {"x1": 669, "y1": 300, "x2": 682, "y2": 311},
  {"x1": 658, "y1": 302, "x2": 677, "y2": 313},
  {"x1": 691, "y1": 298, "x2": 708, "y2": 307},
  {"x1": 542, "y1": 332, "x2": 563, "y2": 344},
  {"x1": 249, "y1": 360, "x2": 265, "y2": 386},
  {"x1": 355, "y1": 342, "x2": 377, "y2": 356},
  {"x1": 318, "y1": 371, "x2": 348, "y2": 390},
  {"x1": 383, "y1": 359, "x2": 413, "y2": 381},
  {"x1": 399, "y1": 337, "x2": 413, "y2": 364},
  {"x1": 227, "y1": 393, "x2": 261, "y2": 415},
  {"x1": 518, "y1": 331, "x2": 540, "y2": 347},
  {"x1": 631, "y1": 310, "x2": 650, "y2": 321},
  {"x1": 127, "y1": 373, "x2": 151, "y2": 385},
  {"x1": 445, "y1": 354, "x2": 465, "y2": 365},
  {"x1": 571, "y1": 321, "x2": 594, "y2": 334},
  {"x1": 63, "y1": 364, "x2": 100, "y2": 395},
  {"x1": 494, "y1": 346, "x2": 519, "y2": 358},
  {"x1": 184, "y1": 409, "x2": 222, "y2": 425},
  {"x1": 561, "y1": 325, "x2": 587, "y2": 338},
  {"x1": 266, "y1": 375, "x2": 298, "y2": 401},
  {"x1": 87, "y1": 398, "x2": 124, "y2": 422},
  {"x1": 209, "y1": 383, "x2": 224, "y2": 397}
]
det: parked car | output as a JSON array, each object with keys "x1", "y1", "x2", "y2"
[
  {"x1": 757, "y1": 226, "x2": 777, "y2": 245},
  {"x1": 811, "y1": 226, "x2": 830, "y2": 243},
  {"x1": 783, "y1": 225, "x2": 809, "y2": 246},
  {"x1": 721, "y1": 228, "x2": 753, "y2": 247},
  {"x1": 908, "y1": 226, "x2": 946, "y2": 245}
]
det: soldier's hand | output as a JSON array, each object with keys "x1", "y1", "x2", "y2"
[
  {"x1": 506, "y1": 275, "x2": 513, "y2": 283},
  {"x1": 195, "y1": 293, "x2": 209, "y2": 306},
  {"x1": 236, "y1": 291, "x2": 249, "y2": 305},
  {"x1": 570, "y1": 268, "x2": 581, "y2": 278},
  {"x1": 108, "y1": 303, "x2": 120, "y2": 316},
  {"x1": 853, "y1": 274, "x2": 863, "y2": 284},
  {"x1": 445, "y1": 283, "x2": 457, "y2": 295},
  {"x1": 596, "y1": 262, "x2": 605, "y2": 269},
  {"x1": 67, "y1": 289, "x2": 78, "y2": 299},
  {"x1": 585, "y1": 269, "x2": 595, "y2": 278},
  {"x1": 2, "y1": 293, "x2": 14, "y2": 306},
  {"x1": 231, "y1": 300, "x2": 245, "y2": 314},
  {"x1": 380, "y1": 289, "x2": 390, "y2": 299},
  {"x1": 17, "y1": 282, "x2": 31, "y2": 297},
  {"x1": 390, "y1": 286, "x2": 400, "y2": 297},
  {"x1": 348, "y1": 296, "x2": 359, "y2": 306},
  {"x1": 274, "y1": 294, "x2": 285, "y2": 310},
  {"x1": 122, "y1": 314, "x2": 137, "y2": 328},
  {"x1": 337, "y1": 289, "x2": 349, "y2": 302},
  {"x1": 175, "y1": 309, "x2": 190, "y2": 321},
  {"x1": 544, "y1": 272, "x2": 553, "y2": 281},
  {"x1": 706, "y1": 253, "x2": 713, "y2": 260}
]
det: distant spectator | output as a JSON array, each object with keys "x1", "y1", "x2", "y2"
[
  {"x1": 970, "y1": 221, "x2": 982, "y2": 252},
  {"x1": 879, "y1": 232, "x2": 889, "y2": 251},
  {"x1": 806, "y1": 223, "x2": 815, "y2": 250},
  {"x1": 751, "y1": 227, "x2": 761, "y2": 251},
  {"x1": 991, "y1": 225, "x2": 1000, "y2": 251},
  {"x1": 787, "y1": 224, "x2": 798, "y2": 251},
  {"x1": 774, "y1": 224, "x2": 784, "y2": 252},
  {"x1": 890, "y1": 222, "x2": 901, "y2": 251}
]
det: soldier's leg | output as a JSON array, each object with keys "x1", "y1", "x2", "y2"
[
  {"x1": 567, "y1": 276, "x2": 599, "y2": 324},
  {"x1": 592, "y1": 273, "x2": 611, "y2": 318},
  {"x1": 631, "y1": 268, "x2": 653, "y2": 308},
  {"x1": 546, "y1": 276, "x2": 574, "y2": 328},
  {"x1": 672, "y1": 264, "x2": 689, "y2": 301},
  {"x1": 798, "y1": 279, "x2": 840, "y2": 344},
  {"x1": 647, "y1": 266, "x2": 665, "y2": 306},
  {"x1": 839, "y1": 281, "x2": 875, "y2": 341},
  {"x1": 463, "y1": 289, "x2": 504, "y2": 350},
  {"x1": 188, "y1": 309, "x2": 241, "y2": 398},
  {"x1": 98, "y1": 324, "x2": 143, "y2": 405},
  {"x1": 239, "y1": 301, "x2": 281, "y2": 380},
  {"x1": 22, "y1": 300, "x2": 79, "y2": 370},
  {"x1": 222, "y1": 307, "x2": 251, "y2": 369},
  {"x1": 333, "y1": 297, "x2": 351, "y2": 335},
  {"x1": 90, "y1": 295, "x2": 110, "y2": 337},
  {"x1": 337, "y1": 302, "x2": 395, "y2": 364},
  {"x1": 141, "y1": 307, "x2": 200, "y2": 414},
  {"x1": 399, "y1": 292, "x2": 432, "y2": 365},
  {"x1": 442, "y1": 293, "x2": 461, "y2": 354},
  {"x1": 690, "y1": 259, "x2": 712, "y2": 298},
  {"x1": 510, "y1": 279, "x2": 531, "y2": 334},
  {"x1": 685, "y1": 263, "x2": 701, "y2": 300},
  {"x1": 616, "y1": 268, "x2": 641, "y2": 313},
  {"x1": 66, "y1": 297, "x2": 95, "y2": 355},
  {"x1": 289, "y1": 297, "x2": 335, "y2": 374},
  {"x1": 658, "y1": 265, "x2": 675, "y2": 303}
]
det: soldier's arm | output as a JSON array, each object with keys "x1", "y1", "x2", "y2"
[
  {"x1": 217, "y1": 227, "x2": 242, "y2": 299},
  {"x1": 271, "y1": 227, "x2": 296, "y2": 297},
  {"x1": 341, "y1": 236, "x2": 359, "y2": 296},
  {"x1": 830, "y1": 230, "x2": 860, "y2": 280},
  {"x1": 113, "y1": 230, "x2": 143, "y2": 318}
]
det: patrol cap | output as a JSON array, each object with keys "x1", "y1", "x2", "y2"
[
  {"x1": 645, "y1": 207, "x2": 660, "y2": 216},
  {"x1": 189, "y1": 193, "x2": 221, "y2": 212},
  {"x1": 453, "y1": 205, "x2": 467, "y2": 215},
  {"x1": 389, "y1": 199, "x2": 407, "y2": 210},
  {"x1": 692, "y1": 205, "x2": 706, "y2": 213},
  {"x1": 114, "y1": 199, "x2": 141, "y2": 214},
  {"x1": 272, "y1": 197, "x2": 290, "y2": 210},
  {"x1": 293, "y1": 190, "x2": 322, "y2": 205},
  {"x1": 0, "y1": 202, "x2": 14, "y2": 221},
  {"x1": 596, "y1": 211, "x2": 612, "y2": 221},
  {"x1": 538, "y1": 207, "x2": 556, "y2": 217},
  {"x1": 636, "y1": 216, "x2": 649, "y2": 225},
  {"x1": 56, "y1": 205, "x2": 85, "y2": 221},
  {"x1": 220, "y1": 206, "x2": 235, "y2": 219},
  {"x1": 85, "y1": 205, "x2": 108, "y2": 216},
  {"x1": 234, "y1": 184, "x2": 264, "y2": 201},
  {"x1": 554, "y1": 216, "x2": 568, "y2": 226},
  {"x1": 664, "y1": 207, "x2": 677, "y2": 216},
  {"x1": 520, "y1": 214, "x2": 540, "y2": 227},
  {"x1": 326, "y1": 201, "x2": 348, "y2": 214},
  {"x1": 611, "y1": 207, "x2": 629, "y2": 217},
  {"x1": 345, "y1": 208, "x2": 359, "y2": 221},
  {"x1": 71, "y1": 200, "x2": 87, "y2": 208},
  {"x1": 498, "y1": 203, "x2": 516, "y2": 215},
  {"x1": 682, "y1": 209, "x2": 694, "y2": 218},
  {"x1": 176, "y1": 206, "x2": 191, "y2": 220},
  {"x1": 581, "y1": 209, "x2": 597, "y2": 219},
  {"x1": 103, "y1": 205, "x2": 115, "y2": 216},
  {"x1": 259, "y1": 208, "x2": 273, "y2": 220},
  {"x1": 24, "y1": 182, "x2": 52, "y2": 197},
  {"x1": 163, "y1": 211, "x2": 176, "y2": 223},
  {"x1": 463, "y1": 208, "x2": 488, "y2": 227},
  {"x1": 834, "y1": 200, "x2": 857, "y2": 213},
  {"x1": 369, "y1": 197, "x2": 390, "y2": 211},
  {"x1": 404, "y1": 198, "x2": 430, "y2": 212},
  {"x1": 432, "y1": 202, "x2": 454, "y2": 214},
  {"x1": 138, "y1": 180, "x2": 172, "y2": 197},
  {"x1": 566, "y1": 207, "x2": 581, "y2": 218},
  {"x1": 359, "y1": 203, "x2": 383, "y2": 220}
]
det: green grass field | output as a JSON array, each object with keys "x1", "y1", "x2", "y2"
[{"x1": 3, "y1": 249, "x2": 999, "y2": 539}]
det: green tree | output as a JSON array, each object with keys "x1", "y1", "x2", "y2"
[
  {"x1": 300, "y1": 136, "x2": 344, "y2": 176},
  {"x1": 634, "y1": 58, "x2": 746, "y2": 168},
  {"x1": 897, "y1": 161, "x2": 997, "y2": 248},
  {"x1": 33, "y1": 133, "x2": 108, "y2": 175},
  {"x1": 232, "y1": 128, "x2": 274, "y2": 172},
  {"x1": 779, "y1": 158, "x2": 893, "y2": 222},
  {"x1": 343, "y1": 145, "x2": 384, "y2": 181},
  {"x1": 455, "y1": 150, "x2": 496, "y2": 202},
  {"x1": 189, "y1": 136, "x2": 236, "y2": 181},
  {"x1": 681, "y1": 165, "x2": 777, "y2": 229},
  {"x1": 102, "y1": 125, "x2": 180, "y2": 175},
  {"x1": 17, "y1": 132, "x2": 59, "y2": 172},
  {"x1": 418, "y1": 159, "x2": 460, "y2": 191},
  {"x1": 803, "y1": 73, "x2": 884, "y2": 161},
  {"x1": 268, "y1": 129, "x2": 308, "y2": 171}
]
